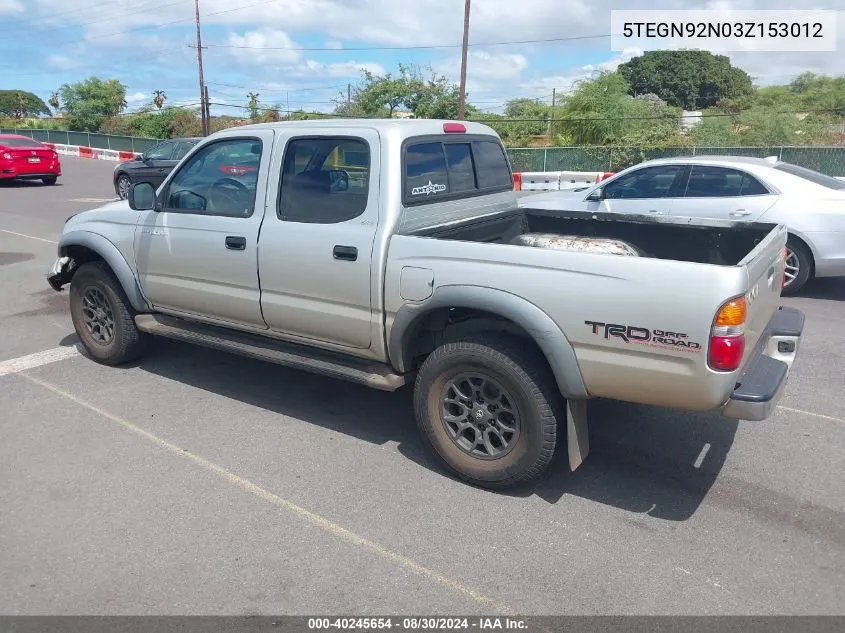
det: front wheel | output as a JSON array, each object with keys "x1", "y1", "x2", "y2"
[
  {"x1": 413, "y1": 334, "x2": 561, "y2": 489},
  {"x1": 782, "y1": 238, "x2": 813, "y2": 296},
  {"x1": 69, "y1": 261, "x2": 149, "y2": 365},
  {"x1": 116, "y1": 174, "x2": 132, "y2": 200}
]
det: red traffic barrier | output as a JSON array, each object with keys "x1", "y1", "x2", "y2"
[
  {"x1": 513, "y1": 172, "x2": 522, "y2": 191},
  {"x1": 118, "y1": 151, "x2": 136, "y2": 161},
  {"x1": 78, "y1": 146, "x2": 95, "y2": 158},
  {"x1": 596, "y1": 171, "x2": 614, "y2": 183}
]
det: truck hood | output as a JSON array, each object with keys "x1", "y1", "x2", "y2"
[
  {"x1": 517, "y1": 189, "x2": 587, "y2": 209},
  {"x1": 64, "y1": 199, "x2": 133, "y2": 231},
  {"x1": 65, "y1": 200, "x2": 134, "y2": 227}
]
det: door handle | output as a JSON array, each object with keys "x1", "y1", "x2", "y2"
[
  {"x1": 225, "y1": 235, "x2": 246, "y2": 250},
  {"x1": 647, "y1": 209, "x2": 663, "y2": 214},
  {"x1": 731, "y1": 210, "x2": 752, "y2": 217},
  {"x1": 333, "y1": 245, "x2": 358, "y2": 261}
]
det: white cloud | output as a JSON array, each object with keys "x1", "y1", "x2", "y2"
[
  {"x1": 7, "y1": 0, "x2": 844, "y2": 112},
  {"x1": 296, "y1": 60, "x2": 386, "y2": 79},
  {"x1": 126, "y1": 92, "x2": 146, "y2": 104},
  {"x1": 226, "y1": 28, "x2": 302, "y2": 65},
  {"x1": 47, "y1": 54, "x2": 78, "y2": 70},
  {"x1": 0, "y1": 0, "x2": 23, "y2": 15}
]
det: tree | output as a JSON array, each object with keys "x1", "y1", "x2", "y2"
[
  {"x1": 49, "y1": 91, "x2": 60, "y2": 112},
  {"x1": 247, "y1": 92, "x2": 260, "y2": 122},
  {"x1": 0, "y1": 90, "x2": 52, "y2": 119},
  {"x1": 153, "y1": 90, "x2": 166, "y2": 110},
  {"x1": 58, "y1": 77, "x2": 128, "y2": 131},
  {"x1": 334, "y1": 63, "x2": 476, "y2": 119},
  {"x1": 617, "y1": 50, "x2": 754, "y2": 110}
]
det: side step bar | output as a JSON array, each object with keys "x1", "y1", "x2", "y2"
[{"x1": 135, "y1": 314, "x2": 408, "y2": 391}]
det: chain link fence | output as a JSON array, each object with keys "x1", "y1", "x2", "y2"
[
  {"x1": 507, "y1": 146, "x2": 845, "y2": 176},
  {"x1": 0, "y1": 128, "x2": 159, "y2": 153},
  {"x1": 4, "y1": 128, "x2": 845, "y2": 176}
]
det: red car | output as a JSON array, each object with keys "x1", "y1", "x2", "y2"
[{"x1": 0, "y1": 134, "x2": 62, "y2": 185}]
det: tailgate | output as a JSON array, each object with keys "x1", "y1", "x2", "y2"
[{"x1": 737, "y1": 223, "x2": 788, "y2": 364}]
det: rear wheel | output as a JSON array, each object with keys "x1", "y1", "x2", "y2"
[
  {"x1": 782, "y1": 238, "x2": 812, "y2": 296},
  {"x1": 42, "y1": 176, "x2": 58, "y2": 185},
  {"x1": 69, "y1": 261, "x2": 149, "y2": 365},
  {"x1": 117, "y1": 174, "x2": 132, "y2": 200},
  {"x1": 413, "y1": 334, "x2": 560, "y2": 489}
]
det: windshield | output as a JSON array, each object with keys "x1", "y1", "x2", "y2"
[
  {"x1": 774, "y1": 162, "x2": 845, "y2": 190},
  {"x1": 0, "y1": 137, "x2": 43, "y2": 148}
]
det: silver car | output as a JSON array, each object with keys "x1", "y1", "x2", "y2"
[{"x1": 519, "y1": 156, "x2": 845, "y2": 294}]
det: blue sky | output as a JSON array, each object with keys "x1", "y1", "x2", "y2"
[{"x1": 0, "y1": 0, "x2": 842, "y2": 117}]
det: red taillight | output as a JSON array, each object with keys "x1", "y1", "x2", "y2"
[
  {"x1": 443, "y1": 122, "x2": 466, "y2": 133},
  {"x1": 708, "y1": 296, "x2": 747, "y2": 372},
  {"x1": 708, "y1": 335, "x2": 746, "y2": 371}
]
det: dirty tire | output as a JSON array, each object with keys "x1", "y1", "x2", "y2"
[
  {"x1": 413, "y1": 334, "x2": 560, "y2": 489},
  {"x1": 69, "y1": 261, "x2": 149, "y2": 365},
  {"x1": 781, "y1": 237, "x2": 812, "y2": 296},
  {"x1": 42, "y1": 176, "x2": 58, "y2": 185}
]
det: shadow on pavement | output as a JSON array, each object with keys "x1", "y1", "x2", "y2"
[
  {"x1": 795, "y1": 277, "x2": 845, "y2": 302},
  {"x1": 121, "y1": 337, "x2": 735, "y2": 522}
]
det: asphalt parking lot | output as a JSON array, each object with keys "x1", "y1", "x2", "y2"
[{"x1": 1, "y1": 156, "x2": 844, "y2": 616}]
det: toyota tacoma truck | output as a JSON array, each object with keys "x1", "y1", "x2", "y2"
[{"x1": 46, "y1": 119, "x2": 805, "y2": 489}]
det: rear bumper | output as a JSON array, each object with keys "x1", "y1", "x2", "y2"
[
  {"x1": 721, "y1": 306, "x2": 805, "y2": 421},
  {"x1": 1, "y1": 167, "x2": 62, "y2": 179}
]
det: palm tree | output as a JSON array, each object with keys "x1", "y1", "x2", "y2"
[
  {"x1": 153, "y1": 90, "x2": 166, "y2": 110},
  {"x1": 48, "y1": 91, "x2": 60, "y2": 112}
]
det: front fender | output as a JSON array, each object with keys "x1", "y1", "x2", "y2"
[
  {"x1": 54, "y1": 230, "x2": 150, "y2": 313},
  {"x1": 387, "y1": 285, "x2": 588, "y2": 399}
]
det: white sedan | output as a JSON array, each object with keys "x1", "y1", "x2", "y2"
[{"x1": 519, "y1": 155, "x2": 845, "y2": 294}]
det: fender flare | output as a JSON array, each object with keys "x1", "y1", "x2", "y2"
[
  {"x1": 59, "y1": 230, "x2": 151, "y2": 313},
  {"x1": 387, "y1": 285, "x2": 588, "y2": 399}
]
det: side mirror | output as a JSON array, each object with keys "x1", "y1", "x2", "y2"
[
  {"x1": 128, "y1": 182, "x2": 156, "y2": 210},
  {"x1": 585, "y1": 186, "x2": 603, "y2": 201},
  {"x1": 329, "y1": 169, "x2": 349, "y2": 192}
]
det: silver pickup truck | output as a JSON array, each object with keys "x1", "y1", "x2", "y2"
[{"x1": 47, "y1": 119, "x2": 805, "y2": 489}]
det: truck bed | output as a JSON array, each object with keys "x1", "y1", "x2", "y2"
[{"x1": 410, "y1": 207, "x2": 777, "y2": 266}]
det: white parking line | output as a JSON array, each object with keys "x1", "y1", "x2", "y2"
[
  {"x1": 0, "y1": 345, "x2": 81, "y2": 378},
  {"x1": 20, "y1": 371, "x2": 515, "y2": 615},
  {"x1": 0, "y1": 228, "x2": 57, "y2": 244},
  {"x1": 777, "y1": 405, "x2": 845, "y2": 425}
]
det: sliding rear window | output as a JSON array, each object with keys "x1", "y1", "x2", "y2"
[{"x1": 403, "y1": 135, "x2": 513, "y2": 205}]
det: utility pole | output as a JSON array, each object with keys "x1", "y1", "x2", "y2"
[
  {"x1": 347, "y1": 83, "x2": 351, "y2": 106},
  {"x1": 457, "y1": 0, "x2": 471, "y2": 120},
  {"x1": 193, "y1": 0, "x2": 209, "y2": 135},
  {"x1": 548, "y1": 88, "x2": 556, "y2": 136}
]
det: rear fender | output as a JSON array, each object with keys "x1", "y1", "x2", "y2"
[{"x1": 387, "y1": 285, "x2": 588, "y2": 399}]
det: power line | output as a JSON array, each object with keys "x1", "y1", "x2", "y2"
[
  {"x1": 201, "y1": 101, "x2": 842, "y2": 122},
  {"x1": 199, "y1": 9, "x2": 839, "y2": 52}
]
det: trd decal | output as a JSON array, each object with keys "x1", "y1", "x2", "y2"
[{"x1": 585, "y1": 321, "x2": 702, "y2": 351}]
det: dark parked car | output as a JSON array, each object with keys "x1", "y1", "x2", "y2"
[{"x1": 113, "y1": 137, "x2": 201, "y2": 199}]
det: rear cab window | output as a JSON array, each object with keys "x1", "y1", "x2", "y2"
[{"x1": 402, "y1": 135, "x2": 512, "y2": 205}]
